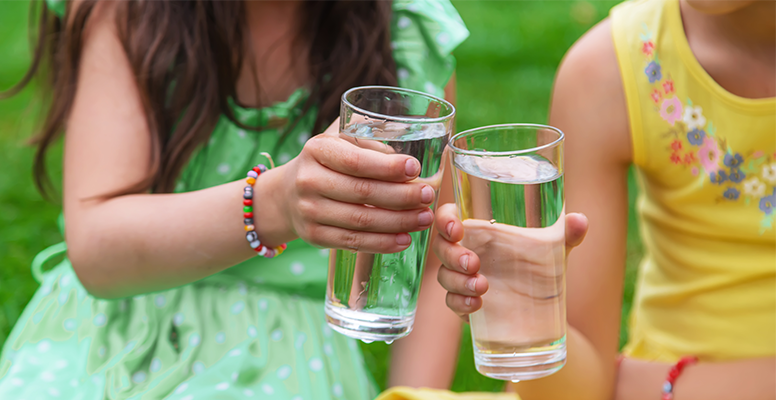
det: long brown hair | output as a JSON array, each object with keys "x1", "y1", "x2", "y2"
[{"x1": 4, "y1": 0, "x2": 397, "y2": 197}]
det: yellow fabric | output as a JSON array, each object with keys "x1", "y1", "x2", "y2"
[
  {"x1": 611, "y1": 0, "x2": 776, "y2": 362},
  {"x1": 376, "y1": 387, "x2": 518, "y2": 400}
]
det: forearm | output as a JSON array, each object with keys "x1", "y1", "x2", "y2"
[
  {"x1": 509, "y1": 325, "x2": 613, "y2": 400},
  {"x1": 66, "y1": 168, "x2": 292, "y2": 298},
  {"x1": 616, "y1": 357, "x2": 776, "y2": 400},
  {"x1": 389, "y1": 253, "x2": 462, "y2": 389}
]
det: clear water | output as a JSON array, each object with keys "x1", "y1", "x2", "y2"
[
  {"x1": 325, "y1": 121, "x2": 448, "y2": 342},
  {"x1": 453, "y1": 154, "x2": 567, "y2": 381}
]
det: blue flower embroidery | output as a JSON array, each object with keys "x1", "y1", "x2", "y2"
[
  {"x1": 645, "y1": 61, "x2": 662, "y2": 83},
  {"x1": 710, "y1": 170, "x2": 727, "y2": 185},
  {"x1": 686, "y1": 129, "x2": 706, "y2": 146},
  {"x1": 728, "y1": 168, "x2": 745, "y2": 183},
  {"x1": 723, "y1": 153, "x2": 744, "y2": 168},
  {"x1": 723, "y1": 187, "x2": 740, "y2": 200},
  {"x1": 760, "y1": 190, "x2": 776, "y2": 215}
]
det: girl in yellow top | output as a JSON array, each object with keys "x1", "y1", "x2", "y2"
[{"x1": 399, "y1": 0, "x2": 775, "y2": 399}]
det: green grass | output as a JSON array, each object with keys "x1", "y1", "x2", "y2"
[{"x1": 0, "y1": 0, "x2": 642, "y2": 394}]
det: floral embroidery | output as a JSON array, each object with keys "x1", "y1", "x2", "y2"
[
  {"x1": 659, "y1": 96, "x2": 682, "y2": 125},
  {"x1": 645, "y1": 61, "x2": 662, "y2": 83},
  {"x1": 640, "y1": 26, "x2": 775, "y2": 232}
]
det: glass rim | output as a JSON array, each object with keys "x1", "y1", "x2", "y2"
[
  {"x1": 342, "y1": 85, "x2": 456, "y2": 124},
  {"x1": 449, "y1": 123, "x2": 565, "y2": 157}
]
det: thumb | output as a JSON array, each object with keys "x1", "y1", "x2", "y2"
[{"x1": 565, "y1": 212, "x2": 589, "y2": 253}]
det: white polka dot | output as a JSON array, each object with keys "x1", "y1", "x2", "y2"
[
  {"x1": 244, "y1": 389, "x2": 255, "y2": 397},
  {"x1": 322, "y1": 324, "x2": 332, "y2": 338},
  {"x1": 436, "y1": 32, "x2": 450, "y2": 45},
  {"x1": 391, "y1": 41, "x2": 399, "y2": 50},
  {"x1": 155, "y1": 295, "x2": 166, "y2": 308},
  {"x1": 258, "y1": 299, "x2": 268, "y2": 311},
  {"x1": 271, "y1": 329, "x2": 283, "y2": 341},
  {"x1": 119, "y1": 300, "x2": 128, "y2": 312},
  {"x1": 132, "y1": 371, "x2": 147, "y2": 383},
  {"x1": 279, "y1": 153, "x2": 291, "y2": 164},
  {"x1": 424, "y1": 82, "x2": 438, "y2": 96},
  {"x1": 262, "y1": 384, "x2": 275, "y2": 394},
  {"x1": 173, "y1": 313, "x2": 184, "y2": 326},
  {"x1": 289, "y1": 262, "x2": 305, "y2": 276},
  {"x1": 237, "y1": 129, "x2": 246, "y2": 138},
  {"x1": 70, "y1": 379, "x2": 78, "y2": 387},
  {"x1": 175, "y1": 182, "x2": 186, "y2": 192},
  {"x1": 237, "y1": 282, "x2": 247, "y2": 295},
  {"x1": 181, "y1": 396, "x2": 194, "y2": 400},
  {"x1": 175, "y1": 383, "x2": 188, "y2": 394},
  {"x1": 192, "y1": 361, "x2": 205, "y2": 375},
  {"x1": 319, "y1": 249, "x2": 329, "y2": 258},
  {"x1": 397, "y1": 68, "x2": 410, "y2": 81},
  {"x1": 37, "y1": 340, "x2": 51, "y2": 353},
  {"x1": 60, "y1": 275, "x2": 71, "y2": 287},
  {"x1": 48, "y1": 388, "x2": 61, "y2": 397},
  {"x1": 217, "y1": 163, "x2": 231, "y2": 175},
  {"x1": 133, "y1": 294, "x2": 145, "y2": 300},
  {"x1": 398, "y1": 16, "x2": 411, "y2": 29},
  {"x1": 189, "y1": 334, "x2": 200, "y2": 347},
  {"x1": 297, "y1": 132, "x2": 311, "y2": 145},
  {"x1": 208, "y1": 136, "x2": 217, "y2": 146},
  {"x1": 309, "y1": 357, "x2": 323, "y2": 372},
  {"x1": 276, "y1": 365, "x2": 292, "y2": 380},
  {"x1": 295, "y1": 332, "x2": 307, "y2": 349},
  {"x1": 230, "y1": 301, "x2": 245, "y2": 315},
  {"x1": 58, "y1": 292, "x2": 69, "y2": 304},
  {"x1": 28, "y1": 355, "x2": 40, "y2": 365},
  {"x1": 323, "y1": 343, "x2": 334, "y2": 356},
  {"x1": 407, "y1": 3, "x2": 420, "y2": 12},
  {"x1": 53, "y1": 359, "x2": 68, "y2": 369},
  {"x1": 92, "y1": 376, "x2": 101, "y2": 385},
  {"x1": 39, "y1": 285, "x2": 51, "y2": 296},
  {"x1": 231, "y1": 372, "x2": 239, "y2": 382},
  {"x1": 229, "y1": 349, "x2": 242, "y2": 357},
  {"x1": 124, "y1": 341, "x2": 136, "y2": 352},
  {"x1": 333, "y1": 382, "x2": 344, "y2": 397},
  {"x1": 93, "y1": 313, "x2": 107, "y2": 327},
  {"x1": 150, "y1": 358, "x2": 162, "y2": 373},
  {"x1": 10, "y1": 377, "x2": 23, "y2": 386},
  {"x1": 64, "y1": 319, "x2": 77, "y2": 331},
  {"x1": 98, "y1": 346, "x2": 106, "y2": 357},
  {"x1": 215, "y1": 332, "x2": 226, "y2": 343},
  {"x1": 215, "y1": 382, "x2": 229, "y2": 391},
  {"x1": 247, "y1": 326, "x2": 258, "y2": 338}
]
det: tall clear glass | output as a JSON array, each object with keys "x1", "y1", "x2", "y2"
[
  {"x1": 325, "y1": 86, "x2": 455, "y2": 342},
  {"x1": 450, "y1": 124, "x2": 566, "y2": 381}
]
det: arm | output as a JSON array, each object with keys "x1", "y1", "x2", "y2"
[
  {"x1": 389, "y1": 78, "x2": 463, "y2": 389},
  {"x1": 63, "y1": 4, "x2": 437, "y2": 298}
]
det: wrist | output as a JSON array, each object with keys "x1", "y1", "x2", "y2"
[{"x1": 250, "y1": 165, "x2": 298, "y2": 247}]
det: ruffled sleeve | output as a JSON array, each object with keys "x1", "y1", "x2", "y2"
[{"x1": 391, "y1": 0, "x2": 469, "y2": 98}]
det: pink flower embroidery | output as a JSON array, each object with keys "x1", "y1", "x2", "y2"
[
  {"x1": 659, "y1": 96, "x2": 683, "y2": 126},
  {"x1": 691, "y1": 167, "x2": 699, "y2": 176},
  {"x1": 698, "y1": 137, "x2": 721, "y2": 174},
  {"x1": 662, "y1": 79, "x2": 675, "y2": 95},
  {"x1": 642, "y1": 41, "x2": 655, "y2": 56},
  {"x1": 651, "y1": 89, "x2": 662, "y2": 104}
]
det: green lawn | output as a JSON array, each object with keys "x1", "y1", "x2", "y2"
[{"x1": 0, "y1": 0, "x2": 642, "y2": 394}]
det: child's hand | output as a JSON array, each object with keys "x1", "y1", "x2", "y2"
[
  {"x1": 276, "y1": 119, "x2": 437, "y2": 254},
  {"x1": 432, "y1": 203, "x2": 589, "y2": 321}
]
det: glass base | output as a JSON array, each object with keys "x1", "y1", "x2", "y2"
[
  {"x1": 474, "y1": 342, "x2": 566, "y2": 381},
  {"x1": 325, "y1": 301, "x2": 414, "y2": 342}
]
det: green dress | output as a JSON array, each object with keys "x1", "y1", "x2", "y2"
[{"x1": 0, "y1": 1, "x2": 468, "y2": 399}]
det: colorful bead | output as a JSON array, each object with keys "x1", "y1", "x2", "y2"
[
  {"x1": 246, "y1": 177, "x2": 256, "y2": 185},
  {"x1": 257, "y1": 247, "x2": 267, "y2": 256},
  {"x1": 247, "y1": 170, "x2": 258, "y2": 178},
  {"x1": 258, "y1": 165, "x2": 267, "y2": 173},
  {"x1": 254, "y1": 245, "x2": 264, "y2": 252},
  {"x1": 252, "y1": 166, "x2": 262, "y2": 173},
  {"x1": 246, "y1": 231, "x2": 258, "y2": 242},
  {"x1": 264, "y1": 249, "x2": 275, "y2": 258},
  {"x1": 243, "y1": 199, "x2": 253, "y2": 206},
  {"x1": 243, "y1": 206, "x2": 252, "y2": 213},
  {"x1": 244, "y1": 218, "x2": 254, "y2": 225},
  {"x1": 280, "y1": 243, "x2": 287, "y2": 250},
  {"x1": 243, "y1": 192, "x2": 253, "y2": 199},
  {"x1": 241, "y1": 163, "x2": 285, "y2": 258},
  {"x1": 244, "y1": 225, "x2": 255, "y2": 232},
  {"x1": 244, "y1": 212, "x2": 253, "y2": 218},
  {"x1": 250, "y1": 240, "x2": 261, "y2": 249}
]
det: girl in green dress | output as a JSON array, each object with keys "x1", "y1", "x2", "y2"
[{"x1": 0, "y1": 1, "x2": 468, "y2": 398}]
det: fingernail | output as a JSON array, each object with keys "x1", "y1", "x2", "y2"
[
  {"x1": 396, "y1": 233, "x2": 411, "y2": 245},
  {"x1": 445, "y1": 221, "x2": 454, "y2": 238},
  {"x1": 466, "y1": 277, "x2": 477, "y2": 292},
  {"x1": 459, "y1": 254, "x2": 469, "y2": 271},
  {"x1": 418, "y1": 210, "x2": 433, "y2": 226},
  {"x1": 464, "y1": 297, "x2": 472, "y2": 306},
  {"x1": 405, "y1": 159, "x2": 420, "y2": 177},
  {"x1": 421, "y1": 185, "x2": 434, "y2": 203}
]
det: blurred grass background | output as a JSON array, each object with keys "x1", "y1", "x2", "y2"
[{"x1": 0, "y1": 0, "x2": 641, "y2": 393}]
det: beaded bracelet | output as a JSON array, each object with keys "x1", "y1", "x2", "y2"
[
  {"x1": 243, "y1": 164, "x2": 287, "y2": 258},
  {"x1": 661, "y1": 356, "x2": 698, "y2": 400}
]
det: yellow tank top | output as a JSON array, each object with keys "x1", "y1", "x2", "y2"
[{"x1": 611, "y1": 0, "x2": 776, "y2": 362}]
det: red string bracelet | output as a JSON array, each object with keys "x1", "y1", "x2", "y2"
[
  {"x1": 242, "y1": 163, "x2": 287, "y2": 258},
  {"x1": 661, "y1": 356, "x2": 698, "y2": 400}
]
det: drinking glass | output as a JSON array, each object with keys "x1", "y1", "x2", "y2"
[
  {"x1": 325, "y1": 86, "x2": 455, "y2": 342},
  {"x1": 449, "y1": 124, "x2": 566, "y2": 381}
]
